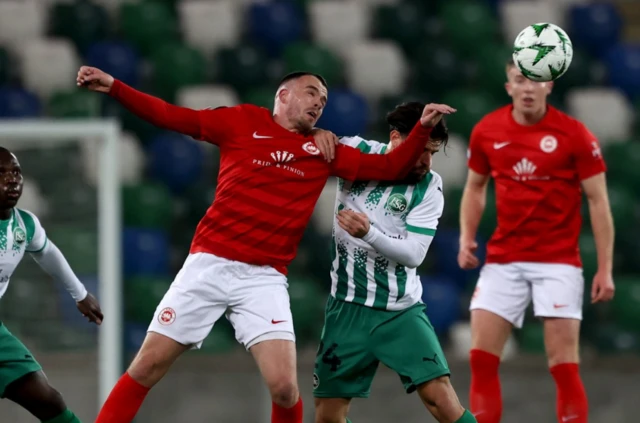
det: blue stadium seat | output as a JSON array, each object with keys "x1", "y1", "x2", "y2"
[
  {"x1": 147, "y1": 133, "x2": 204, "y2": 194},
  {"x1": 568, "y1": 3, "x2": 622, "y2": 57},
  {"x1": 247, "y1": 1, "x2": 305, "y2": 56},
  {"x1": 86, "y1": 41, "x2": 140, "y2": 88},
  {"x1": 606, "y1": 44, "x2": 640, "y2": 99},
  {"x1": 431, "y1": 229, "x2": 485, "y2": 288},
  {"x1": 0, "y1": 87, "x2": 41, "y2": 118},
  {"x1": 420, "y1": 274, "x2": 461, "y2": 336},
  {"x1": 56, "y1": 275, "x2": 99, "y2": 329},
  {"x1": 316, "y1": 89, "x2": 369, "y2": 137},
  {"x1": 124, "y1": 322, "x2": 149, "y2": 353},
  {"x1": 122, "y1": 228, "x2": 171, "y2": 277}
]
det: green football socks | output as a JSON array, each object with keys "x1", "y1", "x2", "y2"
[
  {"x1": 454, "y1": 409, "x2": 478, "y2": 423},
  {"x1": 42, "y1": 408, "x2": 82, "y2": 423}
]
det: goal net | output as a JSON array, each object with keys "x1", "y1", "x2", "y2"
[{"x1": 0, "y1": 120, "x2": 121, "y2": 421}]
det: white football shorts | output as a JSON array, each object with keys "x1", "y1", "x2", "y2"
[
  {"x1": 469, "y1": 262, "x2": 584, "y2": 328},
  {"x1": 147, "y1": 252, "x2": 295, "y2": 350}
]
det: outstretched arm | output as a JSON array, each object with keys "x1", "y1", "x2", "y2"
[
  {"x1": 31, "y1": 242, "x2": 103, "y2": 324},
  {"x1": 77, "y1": 66, "x2": 212, "y2": 141},
  {"x1": 330, "y1": 103, "x2": 455, "y2": 181}
]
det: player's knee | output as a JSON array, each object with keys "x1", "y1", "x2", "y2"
[
  {"x1": 128, "y1": 349, "x2": 172, "y2": 387},
  {"x1": 269, "y1": 378, "x2": 299, "y2": 408},
  {"x1": 417, "y1": 376, "x2": 464, "y2": 421}
]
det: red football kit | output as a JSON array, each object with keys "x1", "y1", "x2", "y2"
[
  {"x1": 109, "y1": 80, "x2": 432, "y2": 274},
  {"x1": 468, "y1": 105, "x2": 606, "y2": 267}
]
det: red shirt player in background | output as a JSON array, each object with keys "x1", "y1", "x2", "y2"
[
  {"x1": 458, "y1": 58, "x2": 615, "y2": 423},
  {"x1": 76, "y1": 66, "x2": 455, "y2": 423}
]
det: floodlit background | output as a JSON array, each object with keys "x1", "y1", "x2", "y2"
[{"x1": 0, "y1": 0, "x2": 638, "y2": 422}]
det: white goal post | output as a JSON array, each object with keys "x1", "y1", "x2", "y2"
[{"x1": 0, "y1": 119, "x2": 122, "y2": 408}]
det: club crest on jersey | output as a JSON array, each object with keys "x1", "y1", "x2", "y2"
[
  {"x1": 385, "y1": 193, "x2": 408, "y2": 215},
  {"x1": 13, "y1": 228, "x2": 25, "y2": 244},
  {"x1": 158, "y1": 307, "x2": 176, "y2": 325},
  {"x1": 540, "y1": 135, "x2": 558, "y2": 153},
  {"x1": 302, "y1": 141, "x2": 321, "y2": 155}
]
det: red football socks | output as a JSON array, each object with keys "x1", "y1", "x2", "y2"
[
  {"x1": 469, "y1": 349, "x2": 502, "y2": 423},
  {"x1": 95, "y1": 372, "x2": 150, "y2": 423},
  {"x1": 271, "y1": 397, "x2": 303, "y2": 423},
  {"x1": 550, "y1": 363, "x2": 588, "y2": 423}
]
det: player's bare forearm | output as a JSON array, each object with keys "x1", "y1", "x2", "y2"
[
  {"x1": 459, "y1": 171, "x2": 489, "y2": 243},
  {"x1": 353, "y1": 124, "x2": 432, "y2": 181},
  {"x1": 587, "y1": 195, "x2": 614, "y2": 273},
  {"x1": 583, "y1": 173, "x2": 614, "y2": 273},
  {"x1": 109, "y1": 80, "x2": 203, "y2": 138}
]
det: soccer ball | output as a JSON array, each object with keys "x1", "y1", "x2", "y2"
[{"x1": 512, "y1": 23, "x2": 573, "y2": 82}]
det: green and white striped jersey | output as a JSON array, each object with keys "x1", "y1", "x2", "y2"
[
  {"x1": 330, "y1": 136, "x2": 444, "y2": 311},
  {"x1": 0, "y1": 208, "x2": 47, "y2": 300}
]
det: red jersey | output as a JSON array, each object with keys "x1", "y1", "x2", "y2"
[
  {"x1": 468, "y1": 105, "x2": 606, "y2": 267},
  {"x1": 110, "y1": 81, "x2": 432, "y2": 274}
]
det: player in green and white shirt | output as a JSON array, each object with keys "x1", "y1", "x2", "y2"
[
  {"x1": 0, "y1": 148, "x2": 103, "y2": 423},
  {"x1": 313, "y1": 103, "x2": 477, "y2": 423}
]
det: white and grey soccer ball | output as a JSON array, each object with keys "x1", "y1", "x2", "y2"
[{"x1": 512, "y1": 23, "x2": 573, "y2": 82}]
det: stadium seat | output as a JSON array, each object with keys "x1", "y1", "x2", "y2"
[
  {"x1": 603, "y1": 141, "x2": 640, "y2": 194},
  {"x1": 590, "y1": 323, "x2": 640, "y2": 354},
  {"x1": 551, "y1": 48, "x2": 606, "y2": 97},
  {"x1": 184, "y1": 181, "x2": 217, "y2": 226},
  {"x1": 430, "y1": 133, "x2": 469, "y2": 189},
  {"x1": 150, "y1": 43, "x2": 206, "y2": 102},
  {"x1": 147, "y1": 133, "x2": 205, "y2": 194},
  {"x1": 420, "y1": 275, "x2": 462, "y2": 336},
  {"x1": 18, "y1": 178, "x2": 47, "y2": 218},
  {"x1": 119, "y1": 1, "x2": 178, "y2": 56},
  {"x1": 441, "y1": 89, "x2": 502, "y2": 139},
  {"x1": 46, "y1": 181, "x2": 98, "y2": 225},
  {"x1": 316, "y1": 89, "x2": 369, "y2": 137},
  {"x1": 345, "y1": 41, "x2": 407, "y2": 100},
  {"x1": 47, "y1": 90, "x2": 101, "y2": 118},
  {"x1": 607, "y1": 184, "x2": 637, "y2": 236},
  {"x1": 473, "y1": 43, "x2": 514, "y2": 96},
  {"x1": 283, "y1": 42, "x2": 345, "y2": 87},
  {"x1": 579, "y1": 233, "x2": 598, "y2": 280},
  {"x1": 311, "y1": 178, "x2": 338, "y2": 237},
  {"x1": 478, "y1": 183, "x2": 497, "y2": 240},
  {"x1": 242, "y1": 87, "x2": 275, "y2": 111},
  {"x1": 124, "y1": 323, "x2": 148, "y2": 353},
  {"x1": 500, "y1": 1, "x2": 563, "y2": 45},
  {"x1": 125, "y1": 276, "x2": 172, "y2": 324},
  {"x1": 288, "y1": 276, "x2": 325, "y2": 345},
  {"x1": 85, "y1": 41, "x2": 141, "y2": 88},
  {"x1": 179, "y1": 1, "x2": 241, "y2": 56},
  {"x1": 440, "y1": 0, "x2": 498, "y2": 55},
  {"x1": 48, "y1": 226, "x2": 98, "y2": 275},
  {"x1": 0, "y1": 87, "x2": 41, "y2": 118},
  {"x1": 566, "y1": 88, "x2": 633, "y2": 143},
  {"x1": 49, "y1": 1, "x2": 109, "y2": 54},
  {"x1": 122, "y1": 228, "x2": 171, "y2": 277},
  {"x1": 568, "y1": 3, "x2": 622, "y2": 57},
  {"x1": 123, "y1": 182, "x2": 173, "y2": 230},
  {"x1": 213, "y1": 45, "x2": 270, "y2": 95},
  {"x1": 177, "y1": 85, "x2": 240, "y2": 111},
  {"x1": 247, "y1": 1, "x2": 305, "y2": 56},
  {"x1": 102, "y1": 95, "x2": 160, "y2": 143},
  {"x1": 0, "y1": 1, "x2": 46, "y2": 54},
  {"x1": 611, "y1": 276, "x2": 640, "y2": 332},
  {"x1": 309, "y1": 1, "x2": 371, "y2": 55},
  {"x1": 198, "y1": 320, "x2": 237, "y2": 355},
  {"x1": 56, "y1": 275, "x2": 99, "y2": 328},
  {"x1": 19, "y1": 39, "x2": 79, "y2": 99},
  {"x1": 81, "y1": 131, "x2": 145, "y2": 187},
  {"x1": 372, "y1": 2, "x2": 428, "y2": 54},
  {"x1": 410, "y1": 43, "x2": 469, "y2": 98},
  {"x1": 605, "y1": 44, "x2": 640, "y2": 99}
]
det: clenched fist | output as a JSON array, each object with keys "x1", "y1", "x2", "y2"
[{"x1": 76, "y1": 66, "x2": 114, "y2": 94}]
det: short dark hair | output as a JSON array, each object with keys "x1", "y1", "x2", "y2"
[
  {"x1": 278, "y1": 71, "x2": 328, "y2": 89},
  {"x1": 386, "y1": 102, "x2": 448, "y2": 148}
]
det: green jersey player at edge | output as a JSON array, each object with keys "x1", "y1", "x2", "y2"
[
  {"x1": 313, "y1": 103, "x2": 477, "y2": 423},
  {"x1": 0, "y1": 147, "x2": 102, "y2": 423}
]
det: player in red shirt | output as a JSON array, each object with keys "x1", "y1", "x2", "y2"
[
  {"x1": 458, "y1": 58, "x2": 615, "y2": 423},
  {"x1": 76, "y1": 65, "x2": 455, "y2": 423}
]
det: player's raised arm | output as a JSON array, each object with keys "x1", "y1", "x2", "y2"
[
  {"x1": 330, "y1": 104, "x2": 455, "y2": 181},
  {"x1": 77, "y1": 66, "x2": 231, "y2": 143}
]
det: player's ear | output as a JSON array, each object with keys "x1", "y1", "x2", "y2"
[
  {"x1": 546, "y1": 81, "x2": 554, "y2": 95},
  {"x1": 276, "y1": 87, "x2": 289, "y2": 105},
  {"x1": 505, "y1": 82, "x2": 513, "y2": 97}
]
